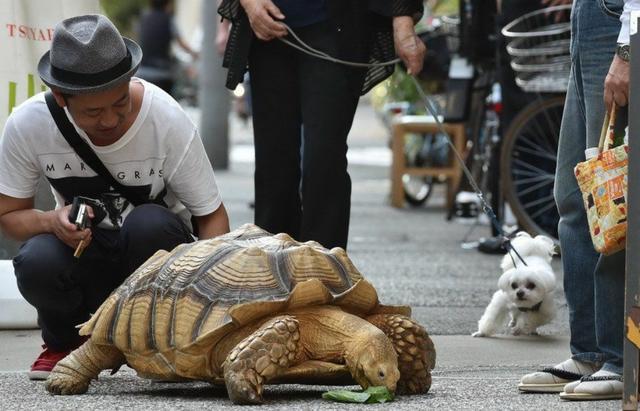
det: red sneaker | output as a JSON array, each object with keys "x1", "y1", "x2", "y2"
[{"x1": 28, "y1": 344, "x2": 71, "y2": 380}]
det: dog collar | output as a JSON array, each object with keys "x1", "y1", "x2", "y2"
[{"x1": 518, "y1": 301, "x2": 543, "y2": 312}]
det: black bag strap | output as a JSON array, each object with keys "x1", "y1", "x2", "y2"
[{"x1": 44, "y1": 92, "x2": 148, "y2": 207}]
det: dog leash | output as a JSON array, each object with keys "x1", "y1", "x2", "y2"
[{"x1": 278, "y1": 24, "x2": 528, "y2": 266}]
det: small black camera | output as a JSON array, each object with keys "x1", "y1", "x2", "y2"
[{"x1": 68, "y1": 196, "x2": 93, "y2": 230}]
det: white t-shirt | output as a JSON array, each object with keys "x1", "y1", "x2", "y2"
[{"x1": 0, "y1": 78, "x2": 222, "y2": 230}]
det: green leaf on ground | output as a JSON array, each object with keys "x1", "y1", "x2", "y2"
[
  {"x1": 364, "y1": 386, "x2": 395, "y2": 403},
  {"x1": 322, "y1": 386, "x2": 394, "y2": 404}
]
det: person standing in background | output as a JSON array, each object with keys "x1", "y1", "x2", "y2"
[
  {"x1": 218, "y1": 0, "x2": 426, "y2": 249},
  {"x1": 137, "y1": 0, "x2": 199, "y2": 95}
]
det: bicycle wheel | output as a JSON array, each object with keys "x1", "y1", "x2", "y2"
[
  {"x1": 402, "y1": 133, "x2": 437, "y2": 207},
  {"x1": 501, "y1": 95, "x2": 564, "y2": 241}
]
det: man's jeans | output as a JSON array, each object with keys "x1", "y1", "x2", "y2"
[{"x1": 554, "y1": 0, "x2": 625, "y2": 374}]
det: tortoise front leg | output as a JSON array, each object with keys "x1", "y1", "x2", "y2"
[
  {"x1": 366, "y1": 314, "x2": 435, "y2": 395},
  {"x1": 45, "y1": 339, "x2": 124, "y2": 395},
  {"x1": 223, "y1": 316, "x2": 301, "y2": 404}
]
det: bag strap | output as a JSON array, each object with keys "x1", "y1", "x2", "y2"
[
  {"x1": 44, "y1": 92, "x2": 148, "y2": 207},
  {"x1": 598, "y1": 104, "x2": 618, "y2": 152}
]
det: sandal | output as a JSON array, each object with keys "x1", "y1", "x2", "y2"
[
  {"x1": 560, "y1": 372, "x2": 623, "y2": 401},
  {"x1": 518, "y1": 367, "x2": 584, "y2": 393},
  {"x1": 519, "y1": 358, "x2": 599, "y2": 393}
]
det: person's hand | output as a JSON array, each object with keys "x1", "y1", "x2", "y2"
[
  {"x1": 216, "y1": 19, "x2": 231, "y2": 56},
  {"x1": 604, "y1": 54, "x2": 630, "y2": 108},
  {"x1": 393, "y1": 16, "x2": 426, "y2": 76},
  {"x1": 239, "y1": 0, "x2": 287, "y2": 41},
  {"x1": 50, "y1": 204, "x2": 93, "y2": 250}
]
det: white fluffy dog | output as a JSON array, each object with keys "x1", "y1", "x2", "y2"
[{"x1": 472, "y1": 232, "x2": 556, "y2": 337}]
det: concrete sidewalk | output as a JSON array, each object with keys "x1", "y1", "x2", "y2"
[{"x1": 0, "y1": 103, "x2": 617, "y2": 410}]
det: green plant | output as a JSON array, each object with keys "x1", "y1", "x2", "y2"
[
  {"x1": 385, "y1": 67, "x2": 443, "y2": 114},
  {"x1": 100, "y1": 0, "x2": 147, "y2": 36}
]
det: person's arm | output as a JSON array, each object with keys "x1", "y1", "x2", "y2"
[
  {"x1": 194, "y1": 202, "x2": 230, "y2": 239},
  {"x1": 0, "y1": 195, "x2": 44, "y2": 241},
  {"x1": 163, "y1": 125, "x2": 229, "y2": 239},
  {"x1": 216, "y1": 15, "x2": 232, "y2": 55},
  {"x1": 216, "y1": 0, "x2": 231, "y2": 55},
  {"x1": 176, "y1": 36, "x2": 199, "y2": 59},
  {"x1": 238, "y1": 0, "x2": 287, "y2": 41},
  {"x1": 604, "y1": 0, "x2": 639, "y2": 107},
  {"x1": 0, "y1": 114, "x2": 92, "y2": 248},
  {"x1": 393, "y1": 16, "x2": 426, "y2": 75},
  {"x1": 0, "y1": 194, "x2": 91, "y2": 248},
  {"x1": 170, "y1": 18, "x2": 199, "y2": 59},
  {"x1": 369, "y1": 0, "x2": 426, "y2": 75}
]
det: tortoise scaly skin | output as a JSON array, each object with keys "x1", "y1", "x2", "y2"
[{"x1": 44, "y1": 224, "x2": 435, "y2": 404}]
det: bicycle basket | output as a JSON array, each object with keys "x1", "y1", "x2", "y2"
[{"x1": 501, "y1": 5, "x2": 571, "y2": 93}]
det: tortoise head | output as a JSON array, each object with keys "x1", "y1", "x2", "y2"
[{"x1": 348, "y1": 333, "x2": 400, "y2": 393}]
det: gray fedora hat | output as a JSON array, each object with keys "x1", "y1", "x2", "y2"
[{"x1": 38, "y1": 14, "x2": 142, "y2": 94}]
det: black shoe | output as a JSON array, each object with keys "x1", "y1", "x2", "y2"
[{"x1": 477, "y1": 236, "x2": 507, "y2": 255}]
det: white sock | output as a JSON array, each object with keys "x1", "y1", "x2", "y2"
[
  {"x1": 574, "y1": 369, "x2": 623, "y2": 395},
  {"x1": 589, "y1": 369, "x2": 620, "y2": 378},
  {"x1": 554, "y1": 358, "x2": 599, "y2": 376}
]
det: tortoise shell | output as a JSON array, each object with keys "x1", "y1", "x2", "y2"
[{"x1": 80, "y1": 224, "x2": 409, "y2": 380}]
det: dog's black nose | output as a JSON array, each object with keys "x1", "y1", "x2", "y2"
[{"x1": 516, "y1": 290, "x2": 525, "y2": 299}]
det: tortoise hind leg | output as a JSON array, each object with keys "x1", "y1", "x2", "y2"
[
  {"x1": 366, "y1": 314, "x2": 435, "y2": 395},
  {"x1": 223, "y1": 316, "x2": 301, "y2": 404},
  {"x1": 45, "y1": 339, "x2": 124, "y2": 395}
]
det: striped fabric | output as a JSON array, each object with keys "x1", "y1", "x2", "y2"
[{"x1": 218, "y1": 0, "x2": 423, "y2": 95}]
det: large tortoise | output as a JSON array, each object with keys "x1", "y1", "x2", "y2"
[{"x1": 45, "y1": 224, "x2": 435, "y2": 404}]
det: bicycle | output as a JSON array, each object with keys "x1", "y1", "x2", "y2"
[
  {"x1": 378, "y1": 2, "x2": 567, "y2": 246},
  {"x1": 445, "y1": 4, "x2": 569, "y2": 246},
  {"x1": 499, "y1": 5, "x2": 571, "y2": 242},
  {"x1": 501, "y1": 95, "x2": 563, "y2": 241}
]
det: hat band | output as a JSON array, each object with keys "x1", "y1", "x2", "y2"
[{"x1": 50, "y1": 50, "x2": 132, "y2": 87}]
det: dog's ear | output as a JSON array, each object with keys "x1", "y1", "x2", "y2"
[
  {"x1": 497, "y1": 269, "x2": 513, "y2": 291},
  {"x1": 500, "y1": 253, "x2": 514, "y2": 272},
  {"x1": 533, "y1": 235, "x2": 556, "y2": 257},
  {"x1": 536, "y1": 269, "x2": 556, "y2": 293},
  {"x1": 515, "y1": 231, "x2": 532, "y2": 239}
]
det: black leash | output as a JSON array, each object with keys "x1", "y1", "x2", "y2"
[{"x1": 409, "y1": 76, "x2": 527, "y2": 266}]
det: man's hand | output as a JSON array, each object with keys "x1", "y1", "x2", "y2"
[
  {"x1": 51, "y1": 204, "x2": 93, "y2": 250},
  {"x1": 393, "y1": 16, "x2": 426, "y2": 76},
  {"x1": 239, "y1": 0, "x2": 287, "y2": 41},
  {"x1": 604, "y1": 54, "x2": 630, "y2": 108}
]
